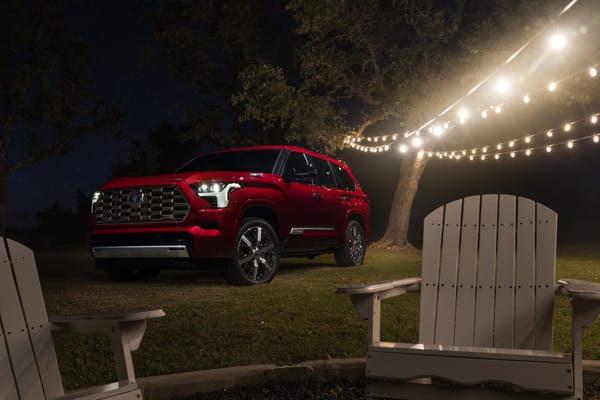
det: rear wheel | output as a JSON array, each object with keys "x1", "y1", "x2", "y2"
[
  {"x1": 98, "y1": 259, "x2": 162, "y2": 281},
  {"x1": 335, "y1": 220, "x2": 366, "y2": 266},
  {"x1": 226, "y1": 218, "x2": 280, "y2": 285}
]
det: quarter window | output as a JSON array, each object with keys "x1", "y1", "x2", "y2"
[{"x1": 332, "y1": 164, "x2": 357, "y2": 191}]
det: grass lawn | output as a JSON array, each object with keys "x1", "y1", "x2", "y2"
[{"x1": 37, "y1": 243, "x2": 600, "y2": 390}]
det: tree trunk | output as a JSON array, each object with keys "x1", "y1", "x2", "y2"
[{"x1": 373, "y1": 152, "x2": 428, "y2": 249}]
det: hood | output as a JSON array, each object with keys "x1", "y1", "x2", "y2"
[{"x1": 101, "y1": 171, "x2": 278, "y2": 189}]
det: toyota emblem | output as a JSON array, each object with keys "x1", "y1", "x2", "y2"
[{"x1": 127, "y1": 190, "x2": 144, "y2": 204}]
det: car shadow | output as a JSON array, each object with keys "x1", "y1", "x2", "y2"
[{"x1": 35, "y1": 246, "x2": 339, "y2": 287}]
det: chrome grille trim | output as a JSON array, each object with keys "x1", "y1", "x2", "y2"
[{"x1": 94, "y1": 186, "x2": 190, "y2": 224}]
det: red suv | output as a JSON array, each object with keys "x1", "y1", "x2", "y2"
[{"x1": 88, "y1": 146, "x2": 370, "y2": 285}]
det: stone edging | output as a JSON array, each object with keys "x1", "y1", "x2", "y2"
[
  {"x1": 138, "y1": 358, "x2": 600, "y2": 400},
  {"x1": 138, "y1": 358, "x2": 365, "y2": 400}
]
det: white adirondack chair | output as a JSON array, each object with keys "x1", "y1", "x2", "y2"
[
  {"x1": 0, "y1": 237, "x2": 165, "y2": 400},
  {"x1": 339, "y1": 194, "x2": 600, "y2": 400}
]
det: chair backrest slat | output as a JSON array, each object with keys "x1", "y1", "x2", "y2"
[
  {"x1": 419, "y1": 195, "x2": 557, "y2": 351},
  {"x1": 434, "y1": 199, "x2": 462, "y2": 344},
  {"x1": 514, "y1": 198, "x2": 536, "y2": 349},
  {"x1": 0, "y1": 243, "x2": 19, "y2": 400},
  {"x1": 453, "y1": 196, "x2": 480, "y2": 346},
  {"x1": 473, "y1": 195, "x2": 499, "y2": 347},
  {"x1": 494, "y1": 195, "x2": 517, "y2": 348},
  {"x1": 419, "y1": 206, "x2": 444, "y2": 344},
  {"x1": 7, "y1": 239, "x2": 63, "y2": 398},
  {"x1": 0, "y1": 239, "x2": 46, "y2": 400},
  {"x1": 534, "y1": 203, "x2": 557, "y2": 349}
]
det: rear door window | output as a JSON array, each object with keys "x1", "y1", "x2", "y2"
[{"x1": 310, "y1": 156, "x2": 336, "y2": 188}]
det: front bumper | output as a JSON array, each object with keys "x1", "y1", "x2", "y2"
[
  {"x1": 92, "y1": 245, "x2": 190, "y2": 258},
  {"x1": 88, "y1": 208, "x2": 238, "y2": 259}
]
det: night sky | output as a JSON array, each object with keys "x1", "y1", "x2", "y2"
[
  {"x1": 8, "y1": 0, "x2": 196, "y2": 226},
  {"x1": 7, "y1": 0, "x2": 600, "y2": 245}
]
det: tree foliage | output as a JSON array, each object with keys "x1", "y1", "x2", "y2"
[
  {"x1": 0, "y1": 0, "x2": 124, "y2": 230},
  {"x1": 154, "y1": 0, "x2": 588, "y2": 247}
]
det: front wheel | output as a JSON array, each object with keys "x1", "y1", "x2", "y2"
[
  {"x1": 335, "y1": 220, "x2": 366, "y2": 266},
  {"x1": 226, "y1": 218, "x2": 280, "y2": 285}
]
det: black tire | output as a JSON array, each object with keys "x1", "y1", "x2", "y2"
[
  {"x1": 335, "y1": 220, "x2": 366, "y2": 266},
  {"x1": 226, "y1": 218, "x2": 280, "y2": 285},
  {"x1": 99, "y1": 259, "x2": 161, "y2": 281}
]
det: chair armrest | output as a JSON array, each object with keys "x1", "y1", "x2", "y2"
[
  {"x1": 50, "y1": 309, "x2": 165, "y2": 333},
  {"x1": 557, "y1": 279, "x2": 600, "y2": 329},
  {"x1": 337, "y1": 277, "x2": 421, "y2": 296},
  {"x1": 337, "y1": 278, "x2": 420, "y2": 345},
  {"x1": 49, "y1": 309, "x2": 165, "y2": 383},
  {"x1": 557, "y1": 279, "x2": 600, "y2": 301}
]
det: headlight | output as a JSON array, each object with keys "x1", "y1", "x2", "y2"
[
  {"x1": 91, "y1": 191, "x2": 101, "y2": 212},
  {"x1": 190, "y1": 182, "x2": 241, "y2": 208}
]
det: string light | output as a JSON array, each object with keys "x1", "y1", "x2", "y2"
[
  {"x1": 343, "y1": 10, "x2": 600, "y2": 158},
  {"x1": 344, "y1": 62, "x2": 600, "y2": 149},
  {"x1": 549, "y1": 32, "x2": 567, "y2": 51}
]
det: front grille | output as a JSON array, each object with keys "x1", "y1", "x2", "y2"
[{"x1": 94, "y1": 186, "x2": 190, "y2": 224}]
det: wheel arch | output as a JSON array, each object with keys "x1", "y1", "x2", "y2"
[
  {"x1": 345, "y1": 213, "x2": 368, "y2": 242},
  {"x1": 242, "y1": 206, "x2": 280, "y2": 234}
]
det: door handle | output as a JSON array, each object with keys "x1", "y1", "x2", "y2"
[{"x1": 313, "y1": 192, "x2": 323, "y2": 201}]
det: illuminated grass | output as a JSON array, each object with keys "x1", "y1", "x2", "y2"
[{"x1": 38, "y1": 244, "x2": 600, "y2": 390}]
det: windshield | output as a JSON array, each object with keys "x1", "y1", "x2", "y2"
[{"x1": 176, "y1": 149, "x2": 282, "y2": 173}]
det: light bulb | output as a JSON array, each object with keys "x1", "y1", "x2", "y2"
[
  {"x1": 548, "y1": 81, "x2": 557, "y2": 92},
  {"x1": 549, "y1": 33, "x2": 567, "y2": 51},
  {"x1": 590, "y1": 67, "x2": 598, "y2": 78},
  {"x1": 567, "y1": 141, "x2": 574, "y2": 149}
]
